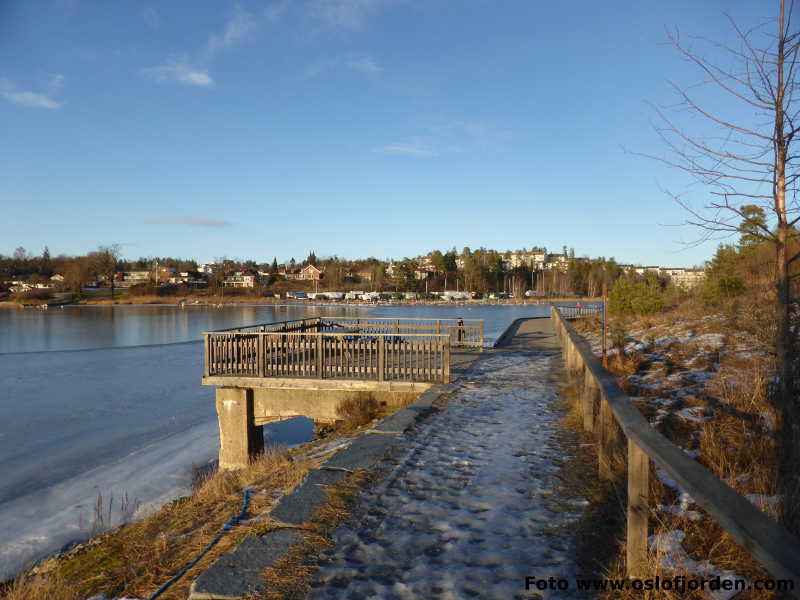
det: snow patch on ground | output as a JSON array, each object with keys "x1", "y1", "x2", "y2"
[
  {"x1": 693, "y1": 333, "x2": 726, "y2": 349},
  {"x1": 745, "y1": 493, "x2": 782, "y2": 508},
  {"x1": 310, "y1": 350, "x2": 587, "y2": 599},
  {"x1": 649, "y1": 530, "x2": 746, "y2": 600},
  {"x1": 657, "y1": 468, "x2": 695, "y2": 512}
]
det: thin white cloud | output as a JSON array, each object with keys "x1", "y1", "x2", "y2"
[
  {"x1": 305, "y1": 59, "x2": 336, "y2": 78},
  {"x1": 142, "y1": 6, "x2": 256, "y2": 89},
  {"x1": 306, "y1": 54, "x2": 383, "y2": 78},
  {"x1": 265, "y1": 0, "x2": 290, "y2": 23},
  {"x1": 141, "y1": 56, "x2": 214, "y2": 87},
  {"x1": 48, "y1": 74, "x2": 65, "y2": 91},
  {"x1": 143, "y1": 7, "x2": 162, "y2": 30},
  {"x1": 205, "y1": 5, "x2": 256, "y2": 59},
  {"x1": 454, "y1": 120, "x2": 513, "y2": 143},
  {"x1": 345, "y1": 56, "x2": 383, "y2": 75},
  {"x1": 375, "y1": 142, "x2": 436, "y2": 157},
  {"x1": 309, "y1": 0, "x2": 378, "y2": 31},
  {"x1": 143, "y1": 217, "x2": 233, "y2": 228},
  {"x1": 426, "y1": 119, "x2": 514, "y2": 153},
  {"x1": 375, "y1": 120, "x2": 512, "y2": 158},
  {"x1": 0, "y1": 80, "x2": 61, "y2": 109}
]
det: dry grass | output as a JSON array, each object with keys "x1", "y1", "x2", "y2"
[
  {"x1": 335, "y1": 393, "x2": 381, "y2": 432},
  {"x1": 566, "y1": 300, "x2": 789, "y2": 599},
  {"x1": 1, "y1": 447, "x2": 315, "y2": 600},
  {"x1": 0, "y1": 571, "x2": 84, "y2": 600},
  {"x1": 254, "y1": 470, "x2": 373, "y2": 600}
]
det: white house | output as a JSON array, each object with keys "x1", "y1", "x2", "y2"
[{"x1": 223, "y1": 271, "x2": 258, "y2": 288}]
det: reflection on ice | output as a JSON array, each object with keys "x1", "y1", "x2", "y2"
[{"x1": 0, "y1": 304, "x2": 546, "y2": 580}]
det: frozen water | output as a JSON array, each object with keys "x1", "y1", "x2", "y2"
[
  {"x1": 0, "y1": 341, "x2": 313, "y2": 580},
  {"x1": 0, "y1": 304, "x2": 547, "y2": 580},
  {"x1": 310, "y1": 349, "x2": 588, "y2": 599}
]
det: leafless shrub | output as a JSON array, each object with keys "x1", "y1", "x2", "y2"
[{"x1": 336, "y1": 393, "x2": 381, "y2": 432}]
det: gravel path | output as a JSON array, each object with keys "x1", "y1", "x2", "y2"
[{"x1": 309, "y1": 320, "x2": 591, "y2": 600}]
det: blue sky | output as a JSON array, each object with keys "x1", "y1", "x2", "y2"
[{"x1": 0, "y1": 1, "x2": 779, "y2": 267}]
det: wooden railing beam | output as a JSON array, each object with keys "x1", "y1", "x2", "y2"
[{"x1": 551, "y1": 305, "x2": 800, "y2": 592}]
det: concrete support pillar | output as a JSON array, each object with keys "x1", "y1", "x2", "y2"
[{"x1": 216, "y1": 387, "x2": 263, "y2": 470}]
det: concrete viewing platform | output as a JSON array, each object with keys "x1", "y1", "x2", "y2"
[{"x1": 202, "y1": 317, "x2": 485, "y2": 470}]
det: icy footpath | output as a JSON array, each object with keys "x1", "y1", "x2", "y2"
[{"x1": 310, "y1": 326, "x2": 589, "y2": 599}]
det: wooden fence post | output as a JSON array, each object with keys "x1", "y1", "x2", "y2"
[
  {"x1": 316, "y1": 334, "x2": 324, "y2": 378},
  {"x1": 598, "y1": 396, "x2": 614, "y2": 480},
  {"x1": 582, "y1": 369, "x2": 596, "y2": 432},
  {"x1": 204, "y1": 333, "x2": 210, "y2": 377},
  {"x1": 442, "y1": 341, "x2": 451, "y2": 383},
  {"x1": 378, "y1": 336, "x2": 385, "y2": 382},
  {"x1": 257, "y1": 334, "x2": 265, "y2": 377},
  {"x1": 627, "y1": 439, "x2": 649, "y2": 578}
]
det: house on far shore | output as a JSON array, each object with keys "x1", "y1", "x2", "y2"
[
  {"x1": 50, "y1": 274, "x2": 65, "y2": 283},
  {"x1": 281, "y1": 264, "x2": 324, "y2": 280},
  {"x1": 544, "y1": 253, "x2": 569, "y2": 271},
  {"x1": 414, "y1": 266, "x2": 436, "y2": 280},
  {"x1": 662, "y1": 267, "x2": 706, "y2": 289},
  {"x1": 198, "y1": 263, "x2": 218, "y2": 275},
  {"x1": 634, "y1": 266, "x2": 661, "y2": 276},
  {"x1": 169, "y1": 271, "x2": 207, "y2": 288},
  {"x1": 115, "y1": 271, "x2": 152, "y2": 287},
  {"x1": 223, "y1": 271, "x2": 258, "y2": 288},
  {"x1": 300, "y1": 264, "x2": 323, "y2": 280}
]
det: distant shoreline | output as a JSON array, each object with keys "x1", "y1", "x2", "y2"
[{"x1": 1, "y1": 296, "x2": 602, "y2": 309}]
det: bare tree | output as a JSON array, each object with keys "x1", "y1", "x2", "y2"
[
  {"x1": 64, "y1": 257, "x2": 91, "y2": 298},
  {"x1": 646, "y1": 0, "x2": 800, "y2": 525},
  {"x1": 90, "y1": 245, "x2": 121, "y2": 301}
]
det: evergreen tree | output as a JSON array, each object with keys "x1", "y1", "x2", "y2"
[
  {"x1": 41, "y1": 246, "x2": 52, "y2": 276},
  {"x1": 701, "y1": 244, "x2": 745, "y2": 304},
  {"x1": 738, "y1": 204, "x2": 767, "y2": 252}
]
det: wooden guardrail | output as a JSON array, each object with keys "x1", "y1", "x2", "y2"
[
  {"x1": 551, "y1": 306, "x2": 800, "y2": 591},
  {"x1": 209, "y1": 317, "x2": 325, "y2": 334},
  {"x1": 322, "y1": 317, "x2": 484, "y2": 348},
  {"x1": 210, "y1": 317, "x2": 484, "y2": 348},
  {"x1": 204, "y1": 330, "x2": 451, "y2": 384},
  {"x1": 556, "y1": 306, "x2": 602, "y2": 319}
]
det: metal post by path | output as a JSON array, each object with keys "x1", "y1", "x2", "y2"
[{"x1": 602, "y1": 283, "x2": 608, "y2": 369}]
